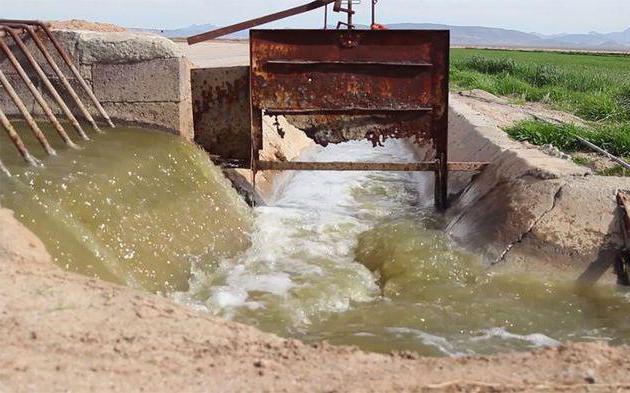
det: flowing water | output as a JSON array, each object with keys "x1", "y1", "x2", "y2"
[
  {"x1": 173, "y1": 139, "x2": 630, "y2": 356},
  {"x1": 1, "y1": 122, "x2": 628, "y2": 356},
  {"x1": 0, "y1": 122, "x2": 251, "y2": 292}
]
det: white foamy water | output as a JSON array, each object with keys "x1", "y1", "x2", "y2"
[{"x1": 173, "y1": 139, "x2": 429, "y2": 330}]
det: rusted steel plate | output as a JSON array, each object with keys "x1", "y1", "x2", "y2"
[
  {"x1": 250, "y1": 30, "x2": 449, "y2": 144},
  {"x1": 250, "y1": 29, "x2": 450, "y2": 207},
  {"x1": 257, "y1": 161, "x2": 489, "y2": 172},
  {"x1": 191, "y1": 67, "x2": 251, "y2": 162}
]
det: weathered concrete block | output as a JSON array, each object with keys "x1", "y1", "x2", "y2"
[
  {"x1": 74, "y1": 31, "x2": 183, "y2": 64},
  {"x1": 102, "y1": 101, "x2": 192, "y2": 138},
  {"x1": 93, "y1": 58, "x2": 186, "y2": 103}
]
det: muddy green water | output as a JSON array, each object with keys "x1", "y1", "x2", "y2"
[
  {"x1": 1, "y1": 122, "x2": 628, "y2": 356},
  {"x1": 0, "y1": 122, "x2": 251, "y2": 292}
]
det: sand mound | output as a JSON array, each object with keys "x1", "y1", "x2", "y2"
[{"x1": 47, "y1": 19, "x2": 127, "y2": 33}]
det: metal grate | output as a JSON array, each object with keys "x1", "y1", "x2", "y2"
[{"x1": 0, "y1": 19, "x2": 115, "y2": 170}]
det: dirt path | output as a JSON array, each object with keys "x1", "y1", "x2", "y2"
[{"x1": 1, "y1": 207, "x2": 629, "y2": 392}]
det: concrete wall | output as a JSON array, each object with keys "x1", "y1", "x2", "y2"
[
  {"x1": 414, "y1": 96, "x2": 630, "y2": 283},
  {"x1": 0, "y1": 30, "x2": 193, "y2": 138}
]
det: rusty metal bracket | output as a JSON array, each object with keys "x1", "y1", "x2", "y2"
[{"x1": 616, "y1": 191, "x2": 630, "y2": 286}]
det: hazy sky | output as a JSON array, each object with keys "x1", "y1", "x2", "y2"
[{"x1": 2, "y1": 0, "x2": 629, "y2": 34}]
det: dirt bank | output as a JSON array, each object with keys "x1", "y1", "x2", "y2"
[
  {"x1": 1, "y1": 206, "x2": 629, "y2": 392},
  {"x1": 47, "y1": 19, "x2": 127, "y2": 33}
]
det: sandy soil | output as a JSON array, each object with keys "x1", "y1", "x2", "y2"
[
  {"x1": 47, "y1": 19, "x2": 127, "y2": 33},
  {"x1": 179, "y1": 40, "x2": 249, "y2": 68},
  {"x1": 2, "y1": 207, "x2": 630, "y2": 392}
]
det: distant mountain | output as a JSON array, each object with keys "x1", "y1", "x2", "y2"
[
  {"x1": 387, "y1": 23, "x2": 548, "y2": 47},
  {"x1": 387, "y1": 23, "x2": 630, "y2": 51},
  {"x1": 131, "y1": 23, "x2": 248, "y2": 39},
  {"x1": 138, "y1": 22, "x2": 630, "y2": 51}
]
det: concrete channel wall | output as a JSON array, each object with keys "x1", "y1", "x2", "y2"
[
  {"x1": 417, "y1": 97, "x2": 630, "y2": 283},
  {"x1": 0, "y1": 30, "x2": 193, "y2": 138}
]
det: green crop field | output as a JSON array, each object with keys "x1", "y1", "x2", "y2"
[{"x1": 449, "y1": 48, "x2": 630, "y2": 173}]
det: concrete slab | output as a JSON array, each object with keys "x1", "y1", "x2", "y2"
[{"x1": 93, "y1": 58, "x2": 186, "y2": 103}]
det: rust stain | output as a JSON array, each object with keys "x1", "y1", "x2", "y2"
[{"x1": 249, "y1": 29, "x2": 451, "y2": 207}]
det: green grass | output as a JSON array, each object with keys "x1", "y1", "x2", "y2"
[
  {"x1": 504, "y1": 120, "x2": 630, "y2": 157},
  {"x1": 451, "y1": 49, "x2": 630, "y2": 123},
  {"x1": 450, "y1": 49, "x2": 630, "y2": 168}
]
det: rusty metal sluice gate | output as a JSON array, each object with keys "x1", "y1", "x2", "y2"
[
  {"x1": 190, "y1": 0, "x2": 488, "y2": 209},
  {"x1": 0, "y1": 19, "x2": 114, "y2": 170}
]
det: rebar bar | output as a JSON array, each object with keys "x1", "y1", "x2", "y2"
[
  {"x1": 0, "y1": 69, "x2": 55, "y2": 156},
  {"x1": 0, "y1": 36, "x2": 77, "y2": 148},
  {"x1": 0, "y1": 106, "x2": 39, "y2": 166},
  {"x1": 0, "y1": 19, "x2": 115, "y2": 128},
  {"x1": 37, "y1": 23, "x2": 115, "y2": 128},
  {"x1": 575, "y1": 135, "x2": 630, "y2": 171},
  {"x1": 4, "y1": 26, "x2": 90, "y2": 140},
  {"x1": 22, "y1": 25, "x2": 103, "y2": 133}
]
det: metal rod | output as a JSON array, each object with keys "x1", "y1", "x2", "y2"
[
  {"x1": 265, "y1": 59, "x2": 432, "y2": 67},
  {"x1": 347, "y1": 0, "x2": 353, "y2": 29},
  {"x1": 4, "y1": 27, "x2": 90, "y2": 140},
  {"x1": 265, "y1": 107, "x2": 432, "y2": 116},
  {"x1": 324, "y1": 3, "x2": 329, "y2": 29},
  {"x1": 0, "y1": 69, "x2": 56, "y2": 155},
  {"x1": 39, "y1": 23, "x2": 115, "y2": 128},
  {"x1": 616, "y1": 191, "x2": 630, "y2": 286},
  {"x1": 187, "y1": 0, "x2": 336, "y2": 44},
  {"x1": 0, "y1": 36, "x2": 77, "y2": 148},
  {"x1": 575, "y1": 135, "x2": 630, "y2": 171},
  {"x1": 22, "y1": 24, "x2": 103, "y2": 133},
  {"x1": 0, "y1": 106, "x2": 39, "y2": 166},
  {"x1": 372, "y1": 0, "x2": 376, "y2": 26},
  {"x1": 4, "y1": 21, "x2": 116, "y2": 128},
  {"x1": 0, "y1": 19, "x2": 114, "y2": 128},
  {"x1": 257, "y1": 161, "x2": 489, "y2": 172}
]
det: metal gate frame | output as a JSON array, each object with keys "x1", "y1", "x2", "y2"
[{"x1": 249, "y1": 29, "x2": 486, "y2": 209}]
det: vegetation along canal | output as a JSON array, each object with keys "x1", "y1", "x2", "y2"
[{"x1": 1, "y1": 121, "x2": 628, "y2": 356}]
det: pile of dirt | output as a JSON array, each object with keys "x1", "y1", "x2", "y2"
[
  {"x1": 1, "y1": 205, "x2": 629, "y2": 392},
  {"x1": 47, "y1": 19, "x2": 127, "y2": 33}
]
